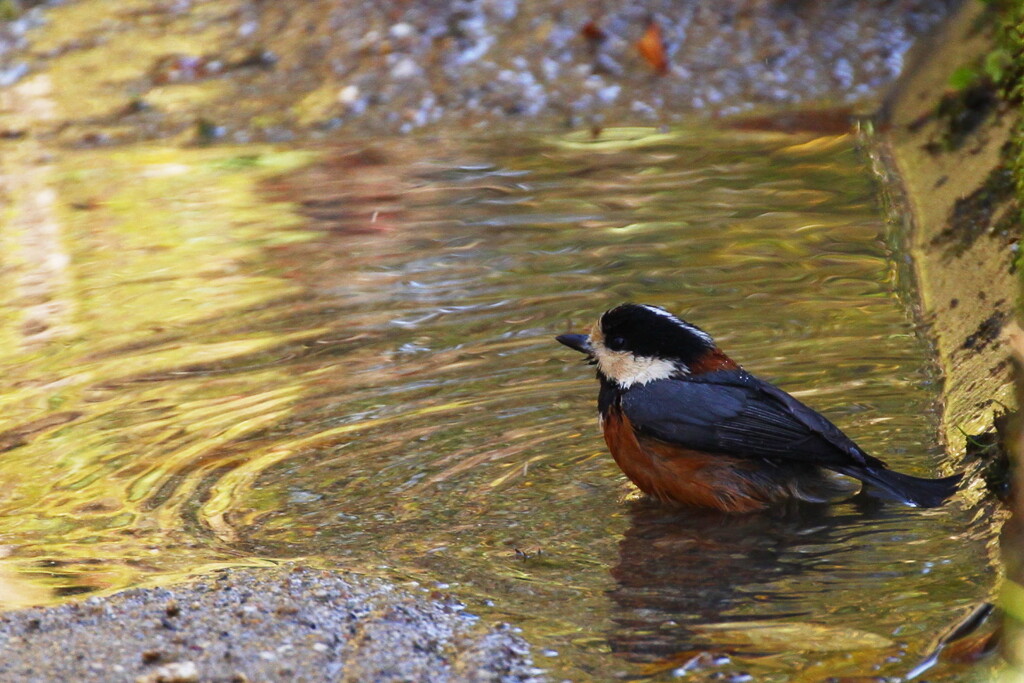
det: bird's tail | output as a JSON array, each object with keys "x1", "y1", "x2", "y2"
[{"x1": 851, "y1": 468, "x2": 962, "y2": 508}]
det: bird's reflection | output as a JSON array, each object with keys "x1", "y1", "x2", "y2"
[{"x1": 607, "y1": 495, "x2": 894, "y2": 665}]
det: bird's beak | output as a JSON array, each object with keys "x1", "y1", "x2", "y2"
[{"x1": 555, "y1": 333, "x2": 592, "y2": 356}]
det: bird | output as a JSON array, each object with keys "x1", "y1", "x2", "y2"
[{"x1": 555, "y1": 303, "x2": 961, "y2": 513}]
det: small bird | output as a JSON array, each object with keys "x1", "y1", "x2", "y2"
[{"x1": 556, "y1": 303, "x2": 961, "y2": 513}]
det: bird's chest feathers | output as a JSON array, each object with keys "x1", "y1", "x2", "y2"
[
  {"x1": 599, "y1": 403, "x2": 792, "y2": 512},
  {"x1": 600, "y1": 406, "x2": 664, "y2": 495}
]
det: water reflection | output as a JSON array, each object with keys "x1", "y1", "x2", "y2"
[
  {"x1": 608, "y1": 498, "x2": 896, "y2": 672},
  {"x1": 0, "y1": 128, "x2": 994, "y2": 679}
]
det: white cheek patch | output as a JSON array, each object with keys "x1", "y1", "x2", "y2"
[
  {"x1": 594, "y1": 348, "x2": 684, "y2": 388},
  {"x1": 589, "y1": 318, "x2": 686, "y2": 387}
]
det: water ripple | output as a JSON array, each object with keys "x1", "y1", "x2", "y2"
[{"x1": 0, "y1": 129, "x2": 991, "y2": 680}]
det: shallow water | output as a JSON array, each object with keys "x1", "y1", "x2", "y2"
[{"x1": 0, "y1": 127, "x2": 992, "y2": 679}]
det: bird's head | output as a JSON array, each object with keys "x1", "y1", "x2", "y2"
[{"x1": 556, "y1": 303, "x2": 716, "y2": 388}]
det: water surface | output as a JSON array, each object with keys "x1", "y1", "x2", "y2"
[{"x1": 0, "y1": 128, "x2": 992, "y2": 680}]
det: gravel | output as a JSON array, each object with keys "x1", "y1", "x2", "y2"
[{"x1": 0, "y1": 566, "x2": 542, "y2": 683}]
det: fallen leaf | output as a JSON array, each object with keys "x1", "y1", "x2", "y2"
[
  {"x1": 637, "y1": 20, "x2": 668, "y2": 75},
  {"x1": 581, "y1": 20, "x2": 606, "y2": 45}
]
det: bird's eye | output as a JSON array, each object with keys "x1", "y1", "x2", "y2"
[{"x1": 607, "y1": 335, "x2": 627, "y2": 351}]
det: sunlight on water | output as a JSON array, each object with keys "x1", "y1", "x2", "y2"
[{"x1": 0, "y1": 128, "x2": 993, "y2": 679}]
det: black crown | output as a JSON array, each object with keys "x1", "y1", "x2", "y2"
[{"x1": 601, "y1": 304, "x2": 713, "y2": 362}]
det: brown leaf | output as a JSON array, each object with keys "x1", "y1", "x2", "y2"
[
  {"x1": 637, "y1": 20, "x2": 668, "y2": 75},
  {"x1": 581, "y1": 20, "x2": 606, "y2": 45}
]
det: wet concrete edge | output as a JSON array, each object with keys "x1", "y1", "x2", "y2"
[
  {"x1": 877, "y1": 0, "x2": 1016, "y2": 461},
  {"x1": 872, "y1": 0, "x2": 1017, "y2": 674}
]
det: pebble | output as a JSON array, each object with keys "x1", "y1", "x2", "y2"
[
  {"x1": 390, "y1": 58, "x2": 421, "y2": 80},
  {"x1": 389, "y1": 23, "x2": 415, "y2": 39},
  {"x1": 337, "y1": 84, "x2": 359, "y2": 105},
  {"x1": 136, "y1": 661, "x2": 199, "y2": 683}
]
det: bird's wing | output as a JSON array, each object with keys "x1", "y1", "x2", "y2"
[{"x1": 620, "y1": 370, "x2": 882, "y2": 469}]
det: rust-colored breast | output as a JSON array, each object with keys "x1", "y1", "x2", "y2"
[{"x1": 601, "y1": 406, "x2": 772, "y2": 513}]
